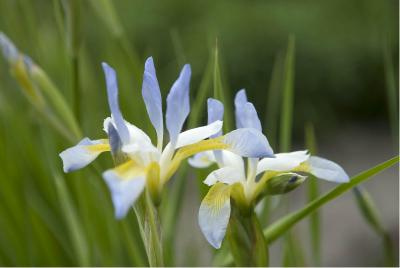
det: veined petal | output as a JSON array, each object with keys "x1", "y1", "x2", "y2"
[
  {"x1": 234, "y1": 89, "x2": 247, "y2": 128},
  {"x1": 175, "y1": 120, "x2": 223, "y2": 148},
  {"x1": 102, "y1": 63, "x2": 130, "y2": 144},
  {"x1": 166, "y1": 64, "x2": 191, "y2": 146},
  {"x1": 188, "y1": 151, "x2": 216, "y2": 168},
  {"x1": 59, "y1": 138, "x2": 110, "y2": 173},
  {"x1": 103, "y1": 160, "x2": 146, "y2": 219},
  {"x1": 142, "y1": 57, "x2": 163, "y2": 143},
  {"x1": 199, "y1": 183, "x2": 231, "y2": 249},
  {"x1": 234, "y1": 89, "x2": 262, "y2": 131},
  {"x1": 204, "y1": 166, "x2": 245, "y2": 186},
  {"x1": 223, "y1": 128, "x2": 274, "y2": 158},
  {"x1": 257, "y1": 150, "x2": 310, "y2": 175},
  {"x1": 242, "y1": 102, "x2": 262, "y2": 131},
  {"x1": 308, "y1": 156, "x2": 349, "y2": 183}
]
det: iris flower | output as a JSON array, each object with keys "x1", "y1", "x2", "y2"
[
  {"x1": 189, "y1": 89, "x2": 349, "y2": 249},
  {"x1": 60, "y1": 58, "x2": 273, "y2": 219}
]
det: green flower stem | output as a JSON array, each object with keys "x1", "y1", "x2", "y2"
[
  {"x1": 134, "y1": 192, "x2": 164, "y2": 267},
  {"x1": 263, "y1": 156, "x2": 399, "y2": 243},
  {"x1": 227, "y1": 204, "x2": 268, "y2": 267}
]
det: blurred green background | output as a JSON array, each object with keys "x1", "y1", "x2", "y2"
[{"x1": 0, "y1": 0, "x2": 398, "y2": 266}]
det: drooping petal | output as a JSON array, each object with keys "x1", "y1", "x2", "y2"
[
  {"x1": 223, "y1": 128, "x2": 274, "y2": 158},
  {"x1": 188, "y1": 151, "x2": 216, "y2": 168},
  {"x1": 102, "y1": 62, "x2": 130, "y2": 144},
  {"x1": 166, "y1": 64, "x2": 191, "y2": 146},
  {"x1": 59, "y1": 138, "x2": 110, "y2": 173},
  {"x1": 175, "y1": 120, "x2": 223, "y2": 148},
  {"x1": 308, "y1": 156, "x2": 350, "y2": 183},
  {"x1": 257, "y1": 150, "x2": 310, "y2": 175},
  {"x1": 103, "y1": 160, "x2": 146, "y2": 219},
  {"x1": 198, "y1": 183, "x2": 231, "y2": 249},
  {"x1": 203, "y1": 166, "x2": 245, "y2": 186},
  {"x1": 142, "y1": 57, "x2": 163, "y2": 144},
  {"x1": 234, "y1": 89, "x2": 247, "y2": 128}
]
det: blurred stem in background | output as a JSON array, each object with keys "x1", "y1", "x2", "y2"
[
  {"x1": 62, "y1": 0, "x2": 82, "y2": 123},
  {"x1": 382, "y1": 34, "x2": 399, "y2": 147},
  {"x1": 88, "y1": 0, "x2": 142, "y2": 81},
  {"x1": 277, "y1": 35, "x2": 306, "y2": 267},
  {"x1": 305, "y1": 122, "x2": 321, "y2": 266},
  {"x1": 353, "y1": 187, "x2": 396, "y2": 266}
]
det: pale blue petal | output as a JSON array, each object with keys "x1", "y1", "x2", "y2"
[
  {"x1": 234, "y1": 89, "x2": 247, "y2": 128},
  {"x1": 207, "y1": 98, "x2": 224, "y2": 138},
  {"x1": 242, "y1": 102, "x2": 262, "y2": 131},
  {"x1": 103, "y1": 168, "x2": 146, "y2": 219},
  {"x1": 166, "y1": 64, "x2": 191, "y2": 146},
  {"x1": 142, "y1": 57, "x2": 163, "y2": 142},
  {"x1": 234, "y1": 89, "x2": 261, "y2": 131},
  {"x1": 102, "y1": 62, "x2": 130, "y2": 144},
  {"x1": 308, "y1": 156, "x2": 350, "y2": 183},
  {"x1": 223, "y1": 128, "x2": 274, "y2": 158},
  {"x1": 59, "y1": 138, "x2": 108, "y2": 173},
  {"x1": 198, "y1": 186, "x2": 231, "y2": 249}
]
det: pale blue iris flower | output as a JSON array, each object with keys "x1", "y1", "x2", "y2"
[
  {"x1": 60, "y1": 58, "x2": 273, "y2": 219},
  {"x1": 189, "y1": 89, "x2": 349, "y2": 249}
]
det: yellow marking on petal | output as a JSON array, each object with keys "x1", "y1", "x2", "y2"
[
  {"x1": 203, "y1": 183, "x2": 231, "y2": 216},
  {"x1": 162, "y1": 137, "x2": 228, "y2": 183},
  {"x1": 291, "y1": 162, "x2": 311, "y2": 173},
  {"x1": 114, "y1": 159, "x2": 144, "y2": 180},
  {"x1": 86, "y1": 143, "x2": 110, "y2": 152}
]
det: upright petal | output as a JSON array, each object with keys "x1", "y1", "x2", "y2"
[
  {"x1": 175, "y1": 120, "x2": 223, "y2": 148},
  {"x1": 103, "y1": 160, "x2": 146, "y2": 219},
  {"x1": 234, "y1": 90, "x2": 261, "y2": 131},
  {"x1": 207, "y1": 98, "x2": 224, "y2": 136},
  {"x1": 257, "y1": 150, "x2": 310, "y2": 175},
  {"x1": 166, "y1": 64, "x2": 191, "y2": 146},
  {"x1": 199, "y1": 183, "x2": 231, "y2": 249},
  {"x1": 142, "y1": 57, "x2": 163, "y2": 143},
  {"x1": 102, "y1": 62, "x2": 130, "y2": 144},
  {"x1": 59, "y1": 138, "x2": 110, "y2": 173},
  {"x1": 234, "y1": 89, "x2": 247, "y2": 128},
  {"x1": 308, "y1": 156, "x2": 350, "y2": 183},
  {"x1": 223, "y1": 128, "x2": 274, "y2": 158}
]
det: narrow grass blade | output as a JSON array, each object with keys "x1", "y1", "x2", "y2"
[
  {"x1": 62, "y1": 0, "x2": 82, "y2": 122},
  {"x1": 260, "y1": 51, "x2": 285, "y2": 227},
  {"x1": 213, "y1": 40, "x2": 233, "y2": 132},
  {"x1": 277, "y1": 36, "x2": 304, "y2": 266},
  {"x1": 279, "y1": 35, "x2": 295, "y2": 152},
  {"x1": 353, "y1": 186, "x2": 396, "y2": 266},
  {"x1": 265, "y1": 51, "x2": 284, "y2": 148},
  {"x1": 305, "y1": 122, "x2": 321, "y2": 265},
  {"x1": 264, "y1": 156, "x2": 399, "y2": 243},
  {"x1": 382, "y1": 35, "x2": 399, "y2": 145},
  {"x1": 170, "y1": 29, "x2": 186, "y2": 67}
]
